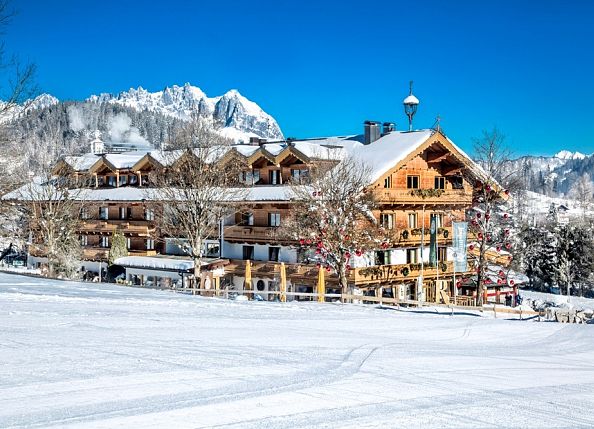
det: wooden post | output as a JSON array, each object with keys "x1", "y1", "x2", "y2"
[{"x1": 483, "y1": 289, "x2": 488, "y2": 305}]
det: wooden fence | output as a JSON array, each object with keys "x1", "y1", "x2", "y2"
[{"x1": 172, "y1": 286, "x2": 540, "y2": 319}]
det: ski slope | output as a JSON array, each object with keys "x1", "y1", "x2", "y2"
[{"x1": 1, "y1": 272, "x2": 594, "y2": 428}]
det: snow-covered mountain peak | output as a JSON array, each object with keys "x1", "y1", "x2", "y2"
[
  {"x1": 555, "y1": 150, "x2": 586, "y2": 160},
  {"x1": 28, "y1": 94, "x2": 60, "y2": 110},
  {"x1": 84, "y1": 83, "x2": 283, "y2": 142}
]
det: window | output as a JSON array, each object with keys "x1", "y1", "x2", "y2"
[
  {"x1": 127, "y1": 207, "x2": 133, "y2": 219},
  {"x1": 141, "y1": 175, "x2": 149, "y2": 186},
  {"x1": 107, "y1": 176, "x2": 117, "y2": 187},
  {"x1": 99, "y1": 207, "x2": 108, "y2": 220},
  {"x1": 206, "y1": 242, "x2": 220, "y2": 257},
  {"x1": 251, "y1": 170, "x2": 261, "y2": 184},
  {"x1": 434, "y1": 176, "x2": 445, "y2": 190},
  {"x1": 451, "y1": 176, "x2": 464, "y2": 189},
  {"x1": 119, "y1": 175, "x2": 128, "y2": 186},
  {"x1": 145, "y1": 208, "x2": 155, "y2": 221},
  {"x1": 438, "y1": 246, "x2": 447, "y2": 262},
  {"x1": 146, "y1": 239, "x2": 155, "y2": 250},
  {"x1": 269, "y1": 246, "x2": 280, "y2": 262},
  {"x1": 241, "y1": 212, "x2": 254, "y2": 226},
  {"x1": 243, "y1": 245, "x2": 254, "y2": 260},
  {"x1": 240, "y1": 170, "x2": 260, "y2": 185},
  {"x1": 129, "y1": 175, "x2": 138, "y2": 185},
  {"x1": 80, "y1": 235, "x2": 88, "y2": 246},
  {"x1": 268, "y1": 212, "x2": 281, "y2": 227},
  {"x1": 291, "y1": 169, "x2": 309, "y2": 183},
  {"x1": 97, "y1": 176, "x2": 105, "y2": 187},
  {"x1": 269, "y1": 170, "x2": 280, "y2": 185},
  {"x1": 380, "y1": 213, "x2": 394, "y2": 229},
  {"x1": 431, "y1": 213, "x2": 443, "y2": 228},
  {"x1": 407, "y1": 175, "x2": 419, "y2": 189},
  {"x1": 384, "y1": 176, "x2": 392, "y2": 188},
  {"x1": 256, "y1": 280, "x2": 266, "y2": 291},
  {"x1": 119, "y1": 207, "x2": 126, "y2": 220},
  {"x1": 406, "y1": 248, "x2": 418, "y2": 264},
  {"x1": 101, "y1": 236, "x2": 109, "y2": 248},
  {"x1": 80, "y1": 207, "x2": 89, "y2": 220},
  {"x1": 376, "y1": 250, "x2": 391, "y2": 265},
  {"x1": 126, "y1": 238, "x2": 131, "y2": 249},
  {"x1": 408, "y1": 213, "x2": 417, "y2": 228}
]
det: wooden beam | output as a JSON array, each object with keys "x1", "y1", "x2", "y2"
[
  {"x1": 426, "y1": 152, "x2": 451, "y2": 163},
  {"x1": 442, "y1": 167, "x2": 464, "y2": 176}
]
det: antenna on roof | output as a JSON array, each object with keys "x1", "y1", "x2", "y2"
[
  {"x1": 403, "y1": 81, "x2": 420, "y2": 132},
  {"x1": 432, "y1": 114, "x2": 441, "y2": 133}
]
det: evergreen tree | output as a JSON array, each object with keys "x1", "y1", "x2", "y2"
[{"x1": 108, "y1": 230, "x2": 128, "y2": 266}]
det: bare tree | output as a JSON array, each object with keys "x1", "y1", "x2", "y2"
[
  {"x1": 0, "y1": 1, "x2": 37, "y2": 116},
  {"x1": 10, "y1": 169, "x2": 85, "y2": 278},
  {"x1": 150, "y1": 120, "x2": 245, "y2": 285},
  {"x1": 283, "y1": 156, "x2": 384, "y2": 295},
  {"x1": 0, "y1": 0, "x2": 37, "y2": 246},
  {"x1": 569, "y1": 173, "x2": 593, "y2": 222},
  {"x1": 470, "y1": 128, "x2": 517, "y2": 306}
]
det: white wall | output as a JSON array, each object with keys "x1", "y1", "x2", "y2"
[{"x1": 222, "y1": 242, "x2": 297, "y2": 263}]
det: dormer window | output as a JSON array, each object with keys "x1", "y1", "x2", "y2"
[
  {"x1": 269, "y1": 170, "x2": 280, "y2": 185},
  {"x1": 384, "y1": 176, "x2": 392, "y2": 188},
  {"x1": 451, "y1": 176, "x2": 464, "y2": 189},
  {"x1": 434, "y1": 176, "x2": 445, "y2": 190},
  {"x1": 107, "y1": 176, "x2": 117, "y2": 187},
  {"x1": 407, "y1": 175, "x2": 419, "y2": 189}
]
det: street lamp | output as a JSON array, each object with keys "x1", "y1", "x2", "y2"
[{"x1": 403, "y1": 81, "x2": 420, "y2": 131}]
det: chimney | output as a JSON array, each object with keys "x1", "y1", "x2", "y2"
[
  {"x1": 382, "y1": 122, "x2": 395, "y2": 135},
  {"x1": 364, "y1": 120, "x2": 381, "y2": 145},
  {"x1": 258, "y1": 138, "x2": 267, "y2": 147},
  {"x1": 249, "y1": 137, "x2": 260, "y2": 146}
]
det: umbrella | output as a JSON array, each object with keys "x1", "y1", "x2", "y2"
[
  {"x1": 317, "y1": 265, "x2": 325, "y2": 303},
  {"x1": 279, "y1": 262, "x2": 287, "y2": 303},
  {"x1": 244, "y1": 260, "x2": 252, "y2": 295}
]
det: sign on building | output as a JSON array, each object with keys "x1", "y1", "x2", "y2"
[{"x1": 452, "y1": 221, "x2": 468, "y2": 272}]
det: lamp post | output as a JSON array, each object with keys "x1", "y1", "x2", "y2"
[{"x1": 403, "y1": 81, "x2": 420, "y2": 131}]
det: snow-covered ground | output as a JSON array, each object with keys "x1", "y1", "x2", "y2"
[
  {"x1": 521, "y1": 289, "x2": 594, "y2": 312},
  {"x1": 2, "y1": 272, "x2": 594, "y2": 428}
]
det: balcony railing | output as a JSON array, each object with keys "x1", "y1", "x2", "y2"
[
  {"x1": 223, "y1": 225, "x2": 283, "y2": 242},
  {"x1": 82, "y1": 248, "x2": 157, "y2": 261},
  {"x1": 352, "y1": 261, "x2": 466, "y2": 284},
  {"x1": 78, "y1": 220, "x2": 155, "y2": 236},
  {"x1": 390, "y1": 226, "x2": 453, "y2": 245},
  {"x1": 377, "y1": 189, "x2": 472, "y2": 205}
]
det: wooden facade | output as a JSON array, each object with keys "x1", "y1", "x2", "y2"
[{"x1": 27, "y1": 129, "x2": 483, "y2": 302}]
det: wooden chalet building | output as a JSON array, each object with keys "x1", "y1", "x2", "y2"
[{"x1": 15, "y1": 120, "x2": 488, "y2": 303}]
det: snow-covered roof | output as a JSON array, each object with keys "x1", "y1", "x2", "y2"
[
  {"x1": 62, "y1": 154, "x2": 101, "y2": 171},
  {"x1": 350, "y1": 130, "x2": 433, "y2": 182},
  {"x1": 113, "y1": 256, "x2": 227, "y2": 271},
  {"x1": 3, "y1": 184, "x2": 298, "y2": 203},
  {"x1": 103, "y1": 153, "x2": 147, "y2": 169},
  {"x1": 114, "y1": 256, "x2": 194, "y2": 271}
]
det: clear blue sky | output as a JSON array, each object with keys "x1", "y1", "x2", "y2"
[{"x1": 7, "y1": 0, "x2": 594, "y2": 156}]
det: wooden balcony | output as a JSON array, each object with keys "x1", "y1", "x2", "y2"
[
  {"x1": 377, "y1": 188, "x2": 472, "y2": 207},
  {"x1": 82, "y1": 248, "x2": 157, "y2": 261},
  {"x1": 78, "y1": 220, "x2": 155, "y2": 237},
  {"x1": 223, "y1": 225, "x2": 285, "y2": 243},
  {"x1": 352, "y1": 261, "x2": 468, "y2": 285},
  {"x1": 224, "y1": 259, "x2": 469, "y2": 288},
  {"x1": 391, "y1": 226, "x2": 453, "y2": 245}
]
